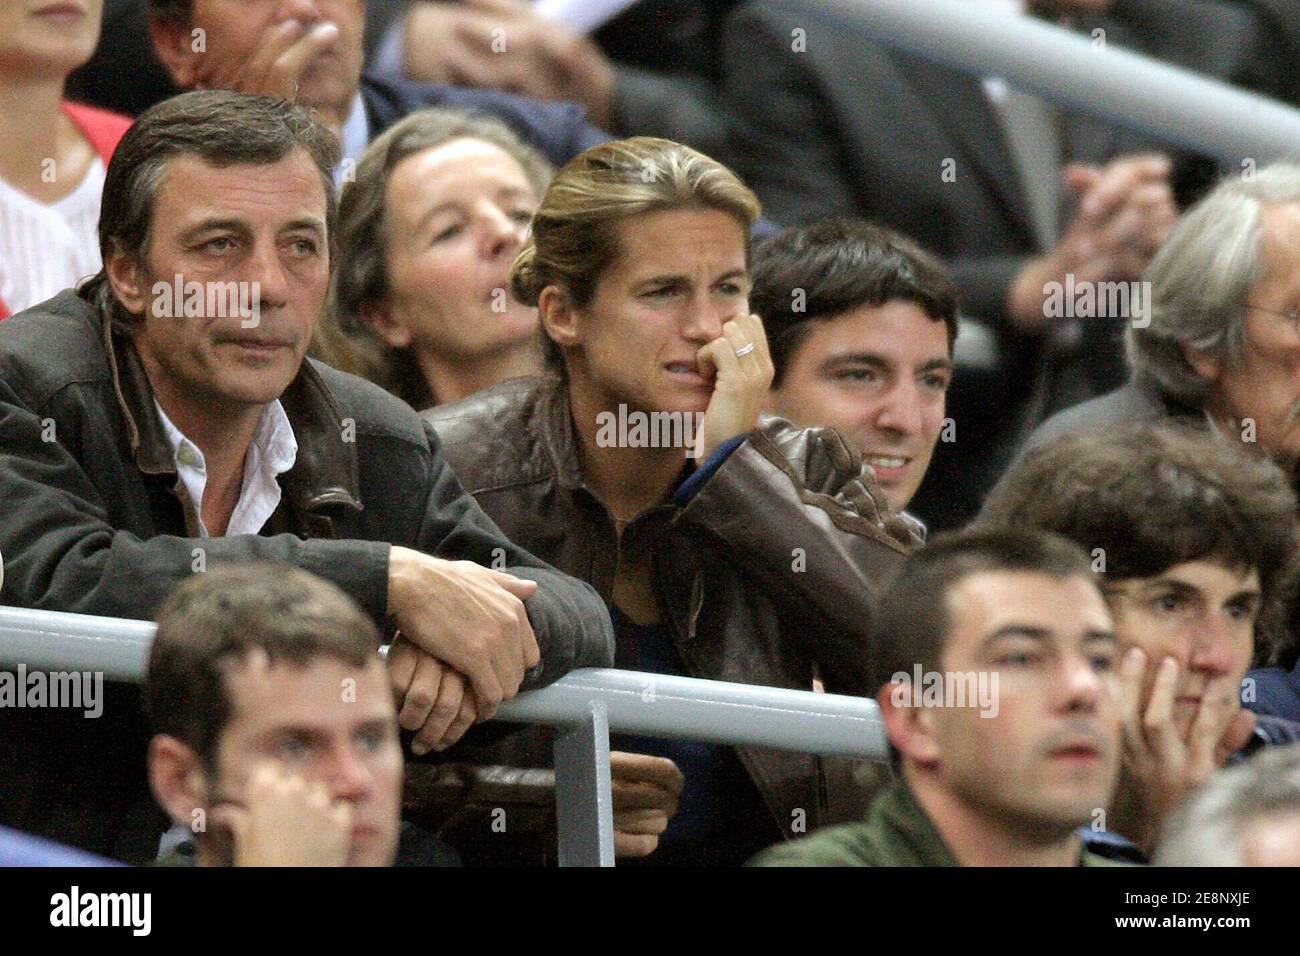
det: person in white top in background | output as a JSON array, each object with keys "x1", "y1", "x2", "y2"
[{"x1": 0, "y1": 0, "x2": 131, "y2": 319}]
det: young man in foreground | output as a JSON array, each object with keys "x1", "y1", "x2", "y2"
[
  {"x1": 147, "y1": 563, "x2": 412, "y2": 866},
  {"x1": 752, "y1": 530, "x2": 1127, "y2": 866}
]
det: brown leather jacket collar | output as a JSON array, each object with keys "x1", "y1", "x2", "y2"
[
  {"x1": 525, "y1": 376, "x2": 685, "y2": 558},
  {"x1": 533, "y1": 374, "x2": 586, "y2": 492},
  {"x1": 101, "y1": 314, "x2": 364, "y2": 518}
]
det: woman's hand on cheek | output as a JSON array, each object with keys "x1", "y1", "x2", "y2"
[{"x1": 693, "y1": 314, "x2": 774, "y2": 461}]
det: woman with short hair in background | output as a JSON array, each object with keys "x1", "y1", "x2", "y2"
[{"x1": 317, "y1": 107, "x2": 553, "y2": 409}]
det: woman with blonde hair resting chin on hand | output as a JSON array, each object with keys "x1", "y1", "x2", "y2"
[{"x1": 424, "y1": 136, "x2": 921, "y2": 865}]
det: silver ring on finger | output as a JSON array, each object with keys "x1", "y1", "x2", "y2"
[{"x1": 734, "y1": 342, "x2": 756, "y2": 358}]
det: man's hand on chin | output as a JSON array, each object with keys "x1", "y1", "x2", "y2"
[{"x1": 191, "y1": 19, "x2": 340, "y2": 106}]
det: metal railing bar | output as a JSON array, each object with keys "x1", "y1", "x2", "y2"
[
  {"x1": 0, "y1": 607, "x2": 888, "y2": 760},
  {"x1": 809, "y1": 0, "x2": 1300, "y2": 165}
]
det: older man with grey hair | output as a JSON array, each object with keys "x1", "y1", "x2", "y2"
[
  {"x1": 1155, "y1": 743, "x2": 1300, "y2": 866},
  {"x1": 1023, "y1": 162, "x2": 1300, "y2": 472},
  {"x1": 1015, "y1": 167, "x2": 1300, "y2": 743}
]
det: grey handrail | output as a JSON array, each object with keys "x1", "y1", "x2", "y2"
[
  {"x1": 0, "y1": 606, "x2": 884, "y2": 757},
  {"x1": 0, "y1": 605, "x2": 887, "y2": 866},
  {"x1": 500, "y1": 668, "x2": 885, "y2": 758},
  {"x1": 807, "y1": 0, "x2": 1300, "y2": 165},
  {"x1": 0, "y1": 606, "x2": 154, "y2": 682}
]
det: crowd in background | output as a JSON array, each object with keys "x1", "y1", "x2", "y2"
[{"x1": 2, "y1": 0, "x2": 1300, "y2": 867}]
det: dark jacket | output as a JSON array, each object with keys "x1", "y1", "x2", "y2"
[
  {"x1": 0, "y1": 290, "x2": 614, "y2": 862},
  {"x1": 424, "y1": 376, "x2": 921, "y2": 843},
  {"x1": 1246, "y1": 662, "x2": 1300, "y2": 725},
  {"x1": 1020, "y1": 377, "x2": 1201, "y2": 454},
  {"x1": 722, "y1": 0, "x2": 1264, "y2": 329},
  {"x1": 360, "y1": 74, "x2": 609, "y2": 168},
  {"x1": 747, "y1": 776, "x2": 1134, "y2": 866},
  {"x1": 980, "y1": 375, "x2": 1201, "y2": 518},
  {"x1": 1240, "y1": 712, "x2": 1300, "y2": 752}
]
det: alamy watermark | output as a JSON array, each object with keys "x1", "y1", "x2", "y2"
[
  {"x1": 152, "y1": 276, "x2": 261, "y2": 328},
  {"x1": 50, "y1": 886, "x2": 150, "y2": 936},
  {"x1": 1, "y1": 664, "x2": 102, "y2": 718},
  {"x1": 1043, "y1": 275, "x2": 1151, "y2": 327},
  {"x1": 890, "y1": 665, "x2": 1000, "y2": 718},
  {"x1": 595, "y1": 404, "x2": 705, "y2": 456}
]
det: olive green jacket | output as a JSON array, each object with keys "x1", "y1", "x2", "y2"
[{"x1": 748, "y1": 777, "x2": 1135, "y2": 867}]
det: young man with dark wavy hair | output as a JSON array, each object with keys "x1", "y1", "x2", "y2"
[{"x1": 752, "y1": 219, "x2": 957, "y2": 524}]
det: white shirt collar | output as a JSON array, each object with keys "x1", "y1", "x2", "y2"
[
  {"x1": 337, "y1": 91, "x2": 369, "y2": 184},
  {"x1": 153, "y1": 399, "x2": 298, "y2": 537}
]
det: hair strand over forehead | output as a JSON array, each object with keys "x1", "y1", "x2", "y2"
[
  {"x1": 508, "y1": 136, "x2": 761, "y2": 373},
  {"x1": 79, "y1": 90, "x2": 340, "y2": 328}
]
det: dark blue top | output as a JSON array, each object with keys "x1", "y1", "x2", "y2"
[
  {"x1": 611, "y1": 607, "x2": 779, "y2": 867},
  {"x1": 612, "y1": 435, "x2": 778, "y2": 865},
  {"x1": 1245, "y1": 661, "x2": 1300, "y2": 726}
]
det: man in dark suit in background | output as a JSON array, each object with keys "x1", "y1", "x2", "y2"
[
  {"x1": 68, "y1": 0, "x2": 608, "y2": 171},
  {"x1": 370, "y1": 0, "x2": 741, "y2": 157},
  {"x1": 1024, "y1": 163, "x2": 1300, "y2": 469},
  {"x1": 721, "y1": 0, "x2": 1271, "y2": 528}
]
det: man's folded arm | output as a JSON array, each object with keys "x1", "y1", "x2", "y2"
[
  {"x1": 0, "y1": 388, "x2": 612, "y2": 684},
  {"x1": 0, "y1": 391, "x2": 390, "y2": 620}
]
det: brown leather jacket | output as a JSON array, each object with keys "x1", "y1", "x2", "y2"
[{"x1": 424, "y1": 375, "x2": 922, "y2": 842}]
